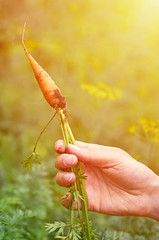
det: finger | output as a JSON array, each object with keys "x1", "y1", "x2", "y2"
[
  {"x1": 66, "y1": 143, "x2": 100, "y2": 165},
  {"x1": 54, "y1": 140, "x2": 89, "y2": 154},
  {"x1": 54, "y1": 140, "x2": 66, "y2": 154},
  {"x1": 75, "y1": 140, "x2": 106, "y2": 150},
  {"x1": 56, "y1": 172, "x2": 76, "y2": 187},
  {"x1": 62, "y1": 195, "x2": 79, "y2": 210},
  {"x1": 75, "y1": 140, "x2": 91, "y2": 148},
  {"x1": 67, "y1": 143, "x2": 123, "y2": 167},
  {"x1": 55, "y1": 154, "x2": 78, "y2": 170}
]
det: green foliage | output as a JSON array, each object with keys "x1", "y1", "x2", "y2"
[
  {"x1": 101, "y1": 230, "x2": 146, "y2": 240},
  {"x1": 45, "y1": 220, "x2": 98, "y2": 240},
  {"x1": 21, "y1": 152, "x2": 42, "y2": 170},
  {"x1": 45, "y1": 222, "x2": 68, "y2": 236},
  {"x1": 46, "y1": 221, "x2": 82, "y2": 240},
  {"x1": 0, "y1": 154, "x2": 54, "y2": 240},
  {"x1": 100, "y1": 216, "x2": 159, "y2": 240}
]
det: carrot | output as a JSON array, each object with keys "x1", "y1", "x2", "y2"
[
  {"x1": 22, "y1": 24, "x2": 93, "y2": 239},
  {"x1": 22, "y1": 23, "x2": 66, "y2": 110}
]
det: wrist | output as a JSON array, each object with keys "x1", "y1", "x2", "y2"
[{"x1": 148, "y1": 175, "x2": 159, "y2": 220}]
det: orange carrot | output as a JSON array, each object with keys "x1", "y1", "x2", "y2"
[{"x1": 22, "y1": 23, "x2": 66, "y2": 110}]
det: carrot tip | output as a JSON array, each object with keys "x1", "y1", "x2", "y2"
[{"x1": 22, "y1": 22, "x2": 27, "y2": 50}]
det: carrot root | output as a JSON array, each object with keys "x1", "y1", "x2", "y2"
[{"x1": 22, "y1": 23, "x2": 66, "y2": 110}]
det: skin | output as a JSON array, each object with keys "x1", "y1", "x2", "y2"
[{"x1": 54, "y1": 140, "x2": 159, "y2": 220}]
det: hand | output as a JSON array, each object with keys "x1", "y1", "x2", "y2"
[{"x1": 54, "y1": 140, "x2": 159, "y2": 219}]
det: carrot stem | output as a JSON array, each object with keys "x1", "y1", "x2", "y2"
[
  {"x1": 57, "y1": 108, "x2": 91, "y2": 240},
  {"x1": 33, "y1": 112, "x2": 57, "y2": 153},
  {"x1": 66, "y1": 118, "x2": 91, "y2": 240}
]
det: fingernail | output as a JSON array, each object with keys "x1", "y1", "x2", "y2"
[
  {"x1": 64, "y1": 156, "x2": 77, "y2": 167},
  {"x1": 68, "y1": 144, "x2": 80, "y2": 152},
  {"x1": 56, "y1": 141, "x2": 63, "y2": 151},
  {"x1": 64, "y1": 173, "x2": 73, "y2": 182}
]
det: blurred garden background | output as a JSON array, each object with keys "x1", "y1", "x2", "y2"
[{"x1": 1, "y1": 0, "x2": 159, "y2": 239}]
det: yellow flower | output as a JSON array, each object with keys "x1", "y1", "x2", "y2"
[
  {"x1": 80, "y1": 81, "x2": 122, "y2": 101},
  {"x1": 127, "y1": 125, "x2": 138, "y2": 135},
  {"x1": 138, "y1": 119, "x2": 156, "y2": 133},
  {"x1": 152, "y1": 129, "x2": 159, "y2": 144}
]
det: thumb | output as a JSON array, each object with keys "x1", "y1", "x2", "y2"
[{"x1": 67, "y1": 143, "x2": 113, "y2": 167}]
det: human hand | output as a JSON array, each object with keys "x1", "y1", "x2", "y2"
[{"x1": 54, "y1": 140, "x2": 159, "y2": 220}]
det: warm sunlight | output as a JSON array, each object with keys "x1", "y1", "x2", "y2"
[{"x1": 1, "y1": 0, "x2": 159, "y2": 239}]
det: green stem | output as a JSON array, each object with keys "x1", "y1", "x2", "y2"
[
  {"x1": 57, "y1": 109, "x2": 85, "y2": 236},
  {"x1": 57, "y1": 108, "x2": 91, "y2": 240},
  {"x1": 57, "y1": 110, "x2": 74, "y2": 226},
  {"x1": 67, "y1": 125, "x2": 91, "y2": 240}
]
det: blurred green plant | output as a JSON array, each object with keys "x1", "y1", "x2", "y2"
[
  {"x1": 0, "y1": 165, "x2": 54, "y2": 240},
  {"x1": 101, "y1": 216, "x2": 159, "y2": 240}
]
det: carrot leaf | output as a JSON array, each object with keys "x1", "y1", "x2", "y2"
[{"x1": 21, "y1": 152, "x2": 42, "y2": 170}]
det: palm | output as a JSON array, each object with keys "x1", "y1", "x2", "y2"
[{"x1": 81, "y1": 156, "x2": 156, "y2": 216}]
